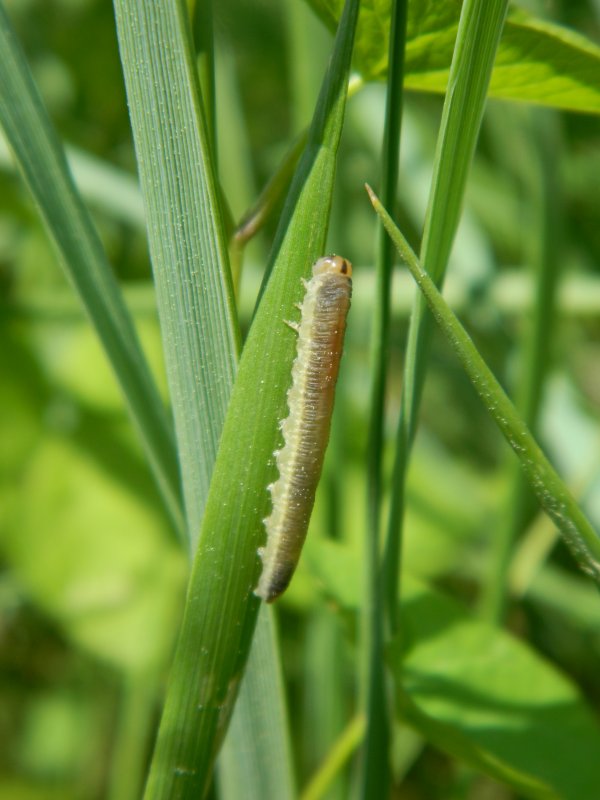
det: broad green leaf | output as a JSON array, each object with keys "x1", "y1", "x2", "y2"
[
  {"x1": 394, "y1": 585, "x2": 600, "y2": 799},
  {"x1": 3, "y1": 434, "x2": 185, "y2": 674},
  {"x1": 306, "y1": 0, "x2": 600, "y2": 113},
  {"x1": 309, "y1": 539, "x2": 600, "y2": 799},
  {"x1": 143, "y1": 0, "x2": 360, "y2": 795}
]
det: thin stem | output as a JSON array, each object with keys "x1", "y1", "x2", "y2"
[{"x1": 361, "y1": 0, "x2": 408, "y2": 797}]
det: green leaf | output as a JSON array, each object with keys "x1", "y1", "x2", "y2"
[
  {"x1": 367, "y1": 186, "x2": 600, "y2": 586},
  {"x1": 143, "y1": 0, "x2": 360, "y2": 795},
  {"x1": 3, "y1": 434, "x2": 185, "y2": 674},
  {"x1": 309, "y1": 539, "x2": 600, "y2": 799},
  {"x1": 306, "y1": 0, "x2": 600, "y2": 113},
  {"x1": 0, "y1": 2, "x2": 183, "y2": 536},
  {"x1": 394, "y1": 583, "x2": 600, "y2": 799}
]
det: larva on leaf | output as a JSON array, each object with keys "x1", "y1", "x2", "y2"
[{"x1": 255, "y1": 255, "x2": 352, "y2": 603}]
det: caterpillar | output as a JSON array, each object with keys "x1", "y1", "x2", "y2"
[{"x1": 255, "y1": 254, "x2": 352, "y2": 603}]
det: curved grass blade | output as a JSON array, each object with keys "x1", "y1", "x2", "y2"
[
  {"x1": 482, "y1": 110, "x2": 564, "y2": 623},
  {"x1": 143, "y1": 0, "x2": 360, "y2": 795},
  {"x1": 367, "y1": 185, "x2": 600, "y2": 585},
  {"x1": 0, "y1": 2, "x2": 183, "y2": 536}
]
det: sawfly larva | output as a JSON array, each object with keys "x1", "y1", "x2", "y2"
[{"x1": 255, "y1": 254, "x2": 352, "y2": 603}]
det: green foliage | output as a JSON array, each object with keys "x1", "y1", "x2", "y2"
[
  {"x1": 308, "y1": 0, "x2": 600, "y2": 112},
  {"x1": 0, "y1": 0, "x2": 599, "y2": 799}
]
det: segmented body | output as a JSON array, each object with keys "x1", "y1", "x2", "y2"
[{"x1": 255, "y1": 255, "x2": 352, "y2": 603}]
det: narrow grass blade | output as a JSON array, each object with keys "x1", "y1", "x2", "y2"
[
  {"x1": 482, "y1": 110, "x2": 564, "y2": 623},
  {"x1": 385, "y1": 0, "x2": 509, "y2": 647},
  {"x1": 0, "y1": 2, "x2": 183, "y2": 536},
  {"x1": 362, "y1": 1, "x2": 408, "y2": 797},
  {"x1": 301, "y1": 716, "x2": 366, "y2": 800},
  {"x1": 143, "y1": 0, "x2": 360, "y2": 796},
  {"x1": 368, "y1": 185, "x2": 600, "y2": 585}
]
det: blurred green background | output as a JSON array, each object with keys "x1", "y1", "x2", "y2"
[{"x1": 0, "y1": 0, "x2": 599, "y2": 797}]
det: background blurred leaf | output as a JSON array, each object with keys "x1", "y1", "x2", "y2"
[
  {"x1": 306, "y1": 0, "x2": 600, "y2": 113},
  {"x1": 395, "y1": 584, "x2": 600, "y2": 800},
  {"x1": 2, "y1": 434, "x2": 185, "y2": 673},
  {"x1": 309, "y1": 538, "x2": 600, "y2": 799},
  {"x1": 0, "y1": 2, "x2": 184, "y2": 535}
]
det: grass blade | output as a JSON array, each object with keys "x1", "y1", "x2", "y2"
[
  {"x1": 368, "y1": 185, "x2": 600, "y2": 586},
  {"x1": 481, "y1": 110, "x2": 564, "y2": 622},
  {"x1": 113, "y1": 0, "x2": 240, "y2": 545},
  {"x1": 112, "y1": 1, "x2": 295, "y2": 796},
  {"x1": 385, "y1": 0, "x2": 509, "y2": 636},
  {"x1": 217, "y1": 606, "x2": 296, "y2": 800},
  {"x1": 0, "y1": 1, "x2": 183, "y2": 536},
  {"x1": 362, "y1": 0, "x2": 408, "y2": 796},
  {"x1": 143, "y1": 0, "x2": 360, "y2": 795}
]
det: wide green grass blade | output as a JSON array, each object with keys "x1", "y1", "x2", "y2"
[
  {"x1": 113, "y1": 0, "x2": 239, "y2": 545},
  {"x1": 368, "y1": 186, "x2": 600, "y2": 585},
  {"x1": 217, "y1": 606, "x2": 296, "y2": 800},
  {"x1": 143, "y1": 0, "x2": 360, "y2": 795},
  {"x1": 112, "y1": 1, "x2": 294, "y2": 797},
  {"x1": 0, "y1": 1, "x2": 183, "y2": 537}
]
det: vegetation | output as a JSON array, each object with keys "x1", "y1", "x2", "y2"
[{"x1": 0, "y1": 0, "x2": 599, "y2": 798}]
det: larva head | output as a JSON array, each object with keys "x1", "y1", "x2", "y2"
[{"x1": 312, "y1": 254, "x2": 352, "y2": 278}]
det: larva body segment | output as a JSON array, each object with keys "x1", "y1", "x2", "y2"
[{"x1": 255, "y1": 255, "x2": 352, "y2": 603}]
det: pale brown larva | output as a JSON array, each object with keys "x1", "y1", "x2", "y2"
[{"x1": 255, "y1": 254, "x2": 352, "y2": 603}]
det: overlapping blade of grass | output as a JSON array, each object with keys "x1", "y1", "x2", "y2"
[
  {"x1": 143, "y1": 0, "x2": 360, "y2": 795},
  {"x1": 217, "y1": 606, "x2": 295, "y2": 800},
  {"x1": 368, "y1": 187, "x2": 600, "y2": 585},
  {"x1": 113, "y1": 0, "x2": 240, "y2": 544},
  {"x1": 0, "y1": 2, "x2": 183, "y2": 536},
  {"x1": 112, "y1": 1, "x2": 295, "y2": 798}
]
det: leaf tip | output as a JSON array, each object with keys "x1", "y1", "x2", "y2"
[{"x1": 364, "y1": 183, "x2": 379, "y2": 209}]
